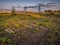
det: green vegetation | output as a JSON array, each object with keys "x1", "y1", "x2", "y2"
[{"x1": 0, "y1": 12, "x2": 60, "y2": 45}]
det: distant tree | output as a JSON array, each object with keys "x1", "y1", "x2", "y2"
[
  {"x1": 45, "y1": 10, "x2": 52, "y2": 12},
  {"x1": 57, "y1": 10, "x2": 60, "y2": 12},
  {"x1": 45, "y1": 10, "x2": 55, "y2": 14}
]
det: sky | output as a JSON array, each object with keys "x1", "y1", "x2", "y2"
[{"x1": 0, "y1": 0, "x2": 60, "y2": 11}]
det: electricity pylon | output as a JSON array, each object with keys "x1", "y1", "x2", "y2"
[
  {"x1": 23, "y1": 6, "x2": 27, "y2": 14},
  {"x1": 12, "y1": 6, "x2": 15, "y2": 15}
]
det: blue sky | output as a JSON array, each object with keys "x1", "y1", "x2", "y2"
[{"x1": 0, "y1": 0, "x2": 60, "y2": 11}]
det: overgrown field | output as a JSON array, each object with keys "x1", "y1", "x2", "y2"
[{"x1": 0, "y1": 12, "x2": 60, "y2": 45}]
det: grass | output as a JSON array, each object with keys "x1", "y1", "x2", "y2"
[{"x1": 0, "y1": 12, "x2": 60, "y2": 45}]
